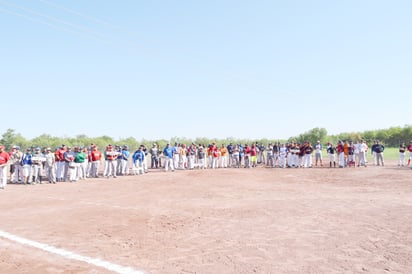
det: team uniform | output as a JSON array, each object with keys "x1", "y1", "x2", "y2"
[
  {"x1": 63, "y1": 148, "x2": 76, "y2": 182},
  {"x1": 0, "y1": 146, "x2": 10, "y2": 189},
  {"x1": 119, "y1": 146, "x2": 130, "y2": 175},
  {"x1": 149, "y1": 144, "x2": 160, "y2": 169},
  {"x1": 75, "y1": 148, "x2": 87, "y2": 180},
  {"x1": 132, "y1": 148, "x2": 145, "y2": 175},
  {"x1": 278, "y1": 144, "x2": 288, "y2": 168},
  {"x1": 327, "y1": 144, "x2": 336, "y2": 168},
  {"x1": 31, "y1": 148, "x2": 46, "y2": 184},
  {"x1": 187, "y1": 144, "x2": 196, "y2": 169},
  {"x1": 398, "y1": 143, "x2": 406, "y2": 167},
  {"x1": 90, "y1": 146, "x2": 102, "y2": 178},
  {"x1": 9, "y1": 146, "x2": 23, "y2": 183},
  {"x1": 250, "y1": 145, "x2": 257, "y2": 168},
  {"x1": 55, "y1": 146, "x2": 66, "y2": 182},
  {"x1": 373, "y1": 142, "x2": 385, "y2": 166},
  {"x1": 303, "y1": 143, "x2": 313, "y2": 168},
  {"x1": 104, "y1": 145, "x2": 118, "y2": 178},
  {"x1": 358, "y1": 141, "x2": 368, "y2": 167},
  {"x1": 266, "y1": 144, "x2": 273, "y2": 167},
  {"x1": 220, "y1": 145, "x2": 228, "y2": 168},
  {"x1": 44, "y1": 148, "x2": 56, "y2": 183},
  {"x1": 314, "y1": 142, "x2": 323, "y2": 167},
  {"x1": 163, "y1": 144, "x2": 175, "y2": 172},
  {"x1": 336, "y1": 141, "x2": 345, "y2": 168},
  {"x1": 347, "y1": 142, "x2": 355, "y2": 167},
  {"x1": 407, "y1": 142, "x2": 412, "y2": 167},
  {"x1": 197, "y1": 147, "x2": 206, "y2": 169},
  {"x1": 21, "y1": 149, "x2": 33, "y2": 184}
]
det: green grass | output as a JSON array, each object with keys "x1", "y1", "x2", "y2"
[{"x1": 381, "y1": 147, "x2": 400, "y2": 161}]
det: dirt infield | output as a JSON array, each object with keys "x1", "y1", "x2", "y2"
[{"x1": 1, "y1": 162, "x2": 412, "y2": 274}]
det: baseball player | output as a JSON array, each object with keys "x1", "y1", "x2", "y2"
[
  {"x1": 21, "y1": 148, "x2": 33, "y2": 184},
  {"x1": 314, "y1": 141, "x2": 323, "y2": 167},
  {"x1": 90, "y1": 145, "x2": 102, "y2": 178},
  {"x1": 55, "y1": 145, "x2": 66, "y2": 182},
  {"x1": 104, "y1": 144, "x2": 118, "y2": 178},
  {"x1": 31, "y1": 147, "x2": 46, "y2": 184},
  {"x1": 163, "y1": 143, "x2": 175, "y2": 172},
  {"x1": 149, "y1": 143, "x2": 159, "y2": 169},
  {"x1": 63, "y1": 147, "x2": 76, "y2": 182},
  {"x1": 336, "y1": 141, "x2": 345, "y2": 168},
  {"x1": 358, "y1": 140, "x2": 368, "y2": 167},
  {"x1": 407, "y1": 141, "x2": 412, "y2": 167},
  {"x1": 399, "y1": 142, "x2": 406, "y2": 167},
  {"x1": 220, "y1": 144, "x2": 228, "y2": 168},
  {"x1": 326, "y1": 143, "x2": 336, "y2": 168},
  {"x1": 75, "y1": 146, "x2": 87, "y2": 180},
  {"x1": 0, "y1": 145, "x2": 10, "y2": 189},
  {"x1": 132, "y1": 146, "x2": 145, "y2": 175},
  {"x1": 44, "y1": 147, "x2": 56, "y2": 183}
]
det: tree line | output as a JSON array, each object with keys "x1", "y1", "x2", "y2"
[{"x1": 1, "y1": 125, "x2": 411, "y2": 151}]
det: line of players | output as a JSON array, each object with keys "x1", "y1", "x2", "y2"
[{"x1": 2, "y1": 140, "x2": 412, "y2": 189}]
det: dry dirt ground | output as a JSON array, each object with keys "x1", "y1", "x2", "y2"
[{"x1": 1, "y1": 161, "x2": 411, "y2": 274}]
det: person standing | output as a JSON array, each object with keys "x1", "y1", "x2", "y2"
[
  {"x1": 407, "y1": 141, "x2": 412, "y2": 167},
  {"x1": 197, "y1": 146, "x2": 206, "y2": 169},
  {"x1": 336, "y1": 141, "x2": 345, "y2": 168},
  {"x1": 44, "y1": 147, "x2": 56, "y2": 184},
  {"x1": 90, "y1": 145, "x2": 102, "y2": 178},
  {"x1": 250, "y1": 144, "x2": 258, "y2": 168},
  {"x1": 326, "y1": 142, "x2": 336, "y2": 168},
  {"x1": 278, "y1": 143, "x2": 288, "y2": 168},
  {"x1": 303, "y1": 141, "x2": 313, "y2": 168},
  {"x1": 21, "y1": 148, "x2": 33, "y2": 184},
  {"x1": 314, "y1": 141, "x2": 323, "y2": 167},
  {"x1": 220, "y1": 144, "x2": 228, "y2": 168},
  {"x1": 55, "y1": 145, "x2": 66, "y2": 182},
  {"x1": 149, "y1": 143, "x2": 160, "y2": 169},
  {"x1": 186, "y1": 143, "x2": 196, "y2": 169},
  {"x1": 358, "y1": 140, "x2": 368, "y2": 167},
  {"x1": 243, "y1": 144, "x2": 251, "y2": 168},
  {"x1": 104, "y1": 144, "x2": 118, "y2": 178},
  {"x1": 399, "y1": 142, "x2": 406, "y2": 167},
  {"x1": 373, "y1": 140, "x2": 385, "y2": 166},
  {"x1": 180, "y1": 144, "x2": 187, "y2": 169},
  {"x1": 8, "y1": 146, "x2": 22, "y2": 183},
  {"x1": 347, "y1": 141, "x2": 355, "y2": 167},
  {"x1": 371, "y1": 140, "x2": 378, "y2": 166},
  {"x1": 0, "y1": 145, "x2": 10, "y2": 189},
  {"x1": 172, "y1": 142, "x2": 181, "y2": 170},
  {"x1": 132, "y1": 146, "x2": 146, "y2": 175},
  {"x1": 31, "y1": 147, "x2": 46, "y2": 184},
  {"x1": 272, "y1": 142, "x2": 280, "y2": 168},
  {"x1": 163, "y1": 143, "x2": 175, "y2": 172},
  {"x1": 119, "y1": 145, "x2": 130, "y2": 175},
  {"x1": 63, "y1": 147, "x2": 76, "y2": 182},
  {"x1": 75, "y1": 147, "x2": 87, "y2": 180},
  {"x1": 227, "y1": 143, "x2": 234, "y2": 167},
  {"x1": 231, "y1": 144, "x2": 240, "y2": 168},
  {"x1": 266, "y1": 143, "x2": 274, "y2": 167}
]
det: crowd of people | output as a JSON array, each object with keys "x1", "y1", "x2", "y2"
[{"x1": 0, "y1": 140, "x2": 411, "y2": 190}]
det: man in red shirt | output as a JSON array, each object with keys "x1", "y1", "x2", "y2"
[
  {"x1": 90, "y1": 145, "x2": 102, "y2": 178},
  {"x1": 0, "y1": 145, "x2": 10, "y2": 189},
  {"x1": 407, "y1": 141, "x2": 412, "y2": 167},
  {"x1": 55, "y1": 145, "x2": 67, "y2": 182}
]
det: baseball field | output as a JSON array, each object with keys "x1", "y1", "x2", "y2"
[{"x1": 1, "y1": 161, "x2": 411, "y2": 274}]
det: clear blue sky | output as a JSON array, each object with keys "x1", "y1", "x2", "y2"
[{"x1": 1, "y1": 0, "x2": 411, "y2": 141}]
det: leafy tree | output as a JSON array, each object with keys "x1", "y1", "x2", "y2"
[{"x1": 0, "y1": 129, "x2": 28, "y2": 150}]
